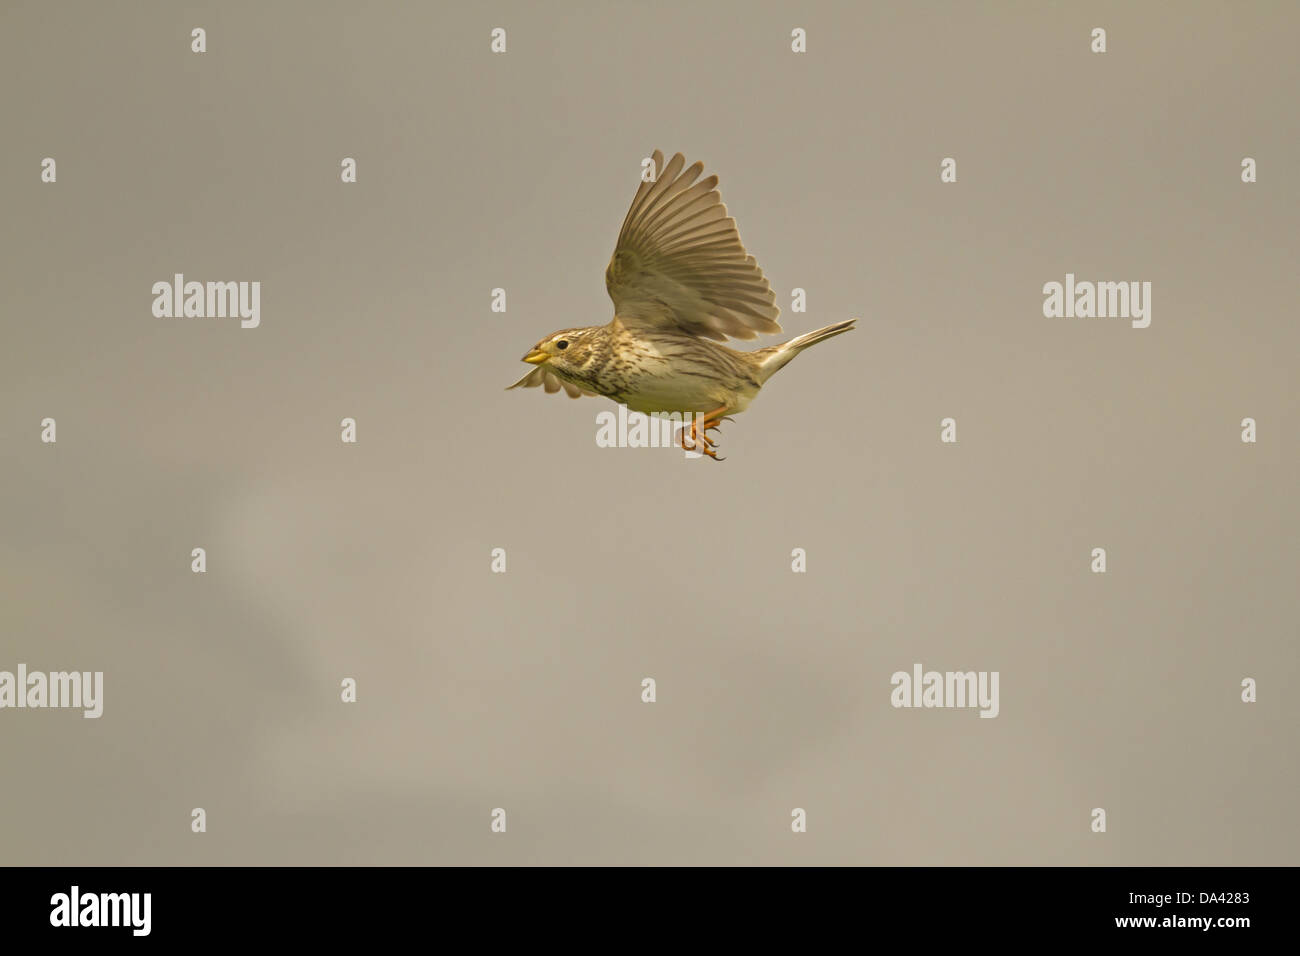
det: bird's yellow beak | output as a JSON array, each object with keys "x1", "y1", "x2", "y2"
[{"x1": 522, "y1": 349, "x2": 548, "y2": 365}]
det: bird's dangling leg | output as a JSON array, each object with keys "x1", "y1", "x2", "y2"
[{"x1": 680, "y1": 407, "x2": 731, "y2": 461}]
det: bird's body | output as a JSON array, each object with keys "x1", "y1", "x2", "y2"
[
  {"x1": 508, "y1": 150, "x2": 857, "y2": 457},
  {"x1": 527, "y1": 317, "x2": 855, "y2": 417}
]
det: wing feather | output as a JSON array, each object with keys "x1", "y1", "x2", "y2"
[
  {"x1": 505, "y1": 366, "x2": 592, "y2": 399},
  {"x1": 604, "y1": 150, "x2": 781, "y2": 343}
]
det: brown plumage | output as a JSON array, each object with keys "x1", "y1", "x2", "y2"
[{"x1": 508, "y1": 150, "x2": 857, "y2": 457}]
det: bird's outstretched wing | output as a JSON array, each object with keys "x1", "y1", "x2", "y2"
[
  {"x1": 505, "y1": 366, "x2": 593, "y2": 398},
  {"x1": 604, "y1": 150, "x2": 781, "y2": 343}
]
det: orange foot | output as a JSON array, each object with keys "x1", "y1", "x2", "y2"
[{"x1": 680, "y1": 407, "x2": 734, "y2": 461}]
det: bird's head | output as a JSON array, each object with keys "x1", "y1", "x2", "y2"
[{"x1": 521, "y1": 328, "x2": 597, "y2": 372}]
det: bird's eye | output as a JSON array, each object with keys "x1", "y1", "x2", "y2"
[{"x1": 556, "y1": 340, "x2": 569, "y2": 350}]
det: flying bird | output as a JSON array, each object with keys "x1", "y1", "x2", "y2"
[{"x1": 507, "y1": 150, "x2": 856, "y2": 459}]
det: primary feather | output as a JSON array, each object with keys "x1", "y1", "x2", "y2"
[{"x1": 604, "y1": 150, "x2": 781, "y2": 343}]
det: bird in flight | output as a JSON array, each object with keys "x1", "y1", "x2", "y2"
[{"x1": 507, "y1": 149, "x2": 856, "y2": 459}]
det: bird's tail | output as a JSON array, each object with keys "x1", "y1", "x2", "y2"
[{"x1": 756, "y1": 318, "x2": 857, "y2": 383}]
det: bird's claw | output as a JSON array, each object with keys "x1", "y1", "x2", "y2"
[{"x1": 680, "y1": 411, "x2": 730, "y2": 460}]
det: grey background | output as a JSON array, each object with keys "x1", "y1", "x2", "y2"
[{"x1": 1, "y1": 0, "x2": 1296, "y2": 864}]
